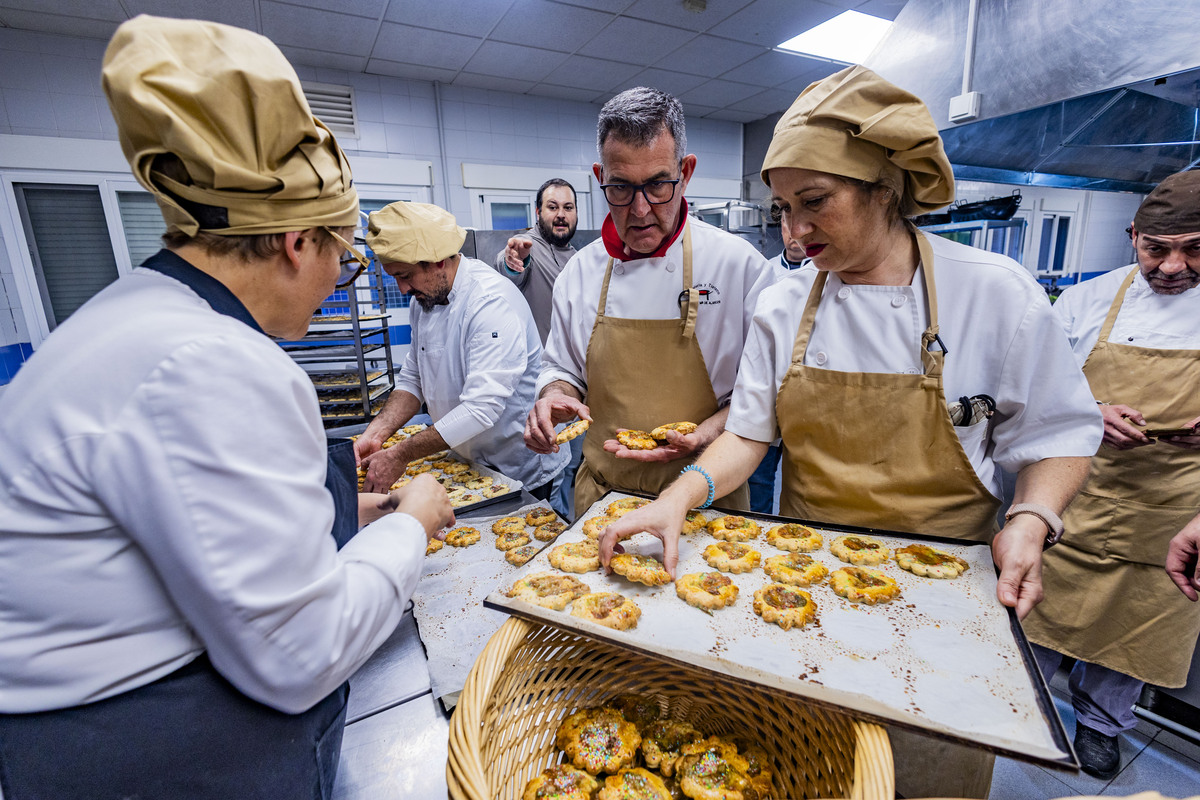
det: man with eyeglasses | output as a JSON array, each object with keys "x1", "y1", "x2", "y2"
[
  {"x1": 525, "y1": 87, "x2": 774, "y2": 515},
  {"x1": 355, "y1": 202, "x2": 568, "y2": 499},
  {"x1": 0, "y1": 18, "x2": 454, "y2": 799}
]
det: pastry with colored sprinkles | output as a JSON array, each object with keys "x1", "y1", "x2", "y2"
[
  {"x1": 443, "y1": 527, "x2": 481, "y2": 547},
  {"x1": 534, "y1": 520, "x2": 567, "y2": 542},
  {"x1": 640, "y1": 720, "x2": 704, "y2": 774},
  {"x1": 607, "y1": 497, "x2": 650, "y2": 517},
  {"x1": 680, "y1": 510, "x2": 708, "y2": 534},
  {"x1": 609, "y1": 694, "x2": 662, "y2": 733},
  {"x1": 504, "y1": 543, "x2": 540, "y2": 567},
  {"x1": 492, "y1": 516, "x2": 526, "y2": 535},
  {"x1": 525, "y1": 506, "x2": 557, "y2": 527},
  {"x1": 583, "y1": 515, "x2": 618, "y2": 540},
  {"x1": 549, "y1": 540, "x2": 601, "y2": 573},
  {"x1": 482, "y1": 483, "x2": 510, "y2": 498},
  {"x1": 495, "y1": 529, "x2": 531, "y2": 551},
  {"x1": 424, "y1": 538, "x2": 443, "y2": 555},
  {"x1": 556, "y1": 706, "x2": 642, "y2": 774},
  {"x1": 675, "y1": 737, "x2": 756, "y2": 800},
  {"x1": 598, "y1": 767, "x2": 672, "y2": 800},
  {"x1": 521, "y1": 764, "x2": 600, "y2": 800},
  {"x1": 707, "y1": 515, "x2": 760, "y2": 542}
]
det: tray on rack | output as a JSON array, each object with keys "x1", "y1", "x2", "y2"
[
  {"x1": 484, "y1": 490, "x2": 1076, "y2": 770},
  {"x1": 308, "y1": 369, "x2": 385, "y2": 389}
]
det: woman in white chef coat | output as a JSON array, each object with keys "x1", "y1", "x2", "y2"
[
  {"x1": 0, "y1": 16, "x2": 452, "y2": 800},
  {"x1": 599, "y1": 65, "x2": 1102, "y2": 799}
]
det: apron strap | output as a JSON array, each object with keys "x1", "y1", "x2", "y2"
[
  {"x1": 597, "y1": 257, "x2": 616, "y2": 318},
  {"x1": 914, "y1": 230, "x2": 943, "y2": 379},
  {"x1": 679, "y1": 222, "x2": 697, "y2": 339},
  {"x1": 790, "y1": 269, "x2": 829, "y2": 363},
  {"x1": 1096, "y1": 267, "x2": 1140, "y2": 345}
]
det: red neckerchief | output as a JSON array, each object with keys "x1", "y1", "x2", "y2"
[{"x1": 600, "y1": 199, "x2": 689, "y2": 261}]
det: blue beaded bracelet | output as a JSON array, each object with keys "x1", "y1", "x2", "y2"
[{"x1": 681, "y1": 464, "x2": 716, "y2": 509}]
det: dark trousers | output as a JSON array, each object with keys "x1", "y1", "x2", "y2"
[{"x1": 748, "y1": 444, "x2": 782, "y2": 514}]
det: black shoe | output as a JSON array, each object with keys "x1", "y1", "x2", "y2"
[{"x1": 1074, "y1": 723, "x2": 1120, "y2": 779}]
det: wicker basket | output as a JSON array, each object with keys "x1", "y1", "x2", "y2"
[{"x1": 447, "y1": 617, "x2": 894, "y2": 800}]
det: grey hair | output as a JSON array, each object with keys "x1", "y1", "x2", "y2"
[{"x1": 597, "y1": 87, "x2": 687, "y2": 164}]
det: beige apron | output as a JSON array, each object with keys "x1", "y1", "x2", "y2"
[
  {"x1": 1023, "y1": 268, "x2": 1200, "y2": 687},
  {"x1": 774, "y1": 231, "x2": 998, "y2": 799},
  {"x1": 575, "y1": 222, "x2": 750, "y2": 515}
]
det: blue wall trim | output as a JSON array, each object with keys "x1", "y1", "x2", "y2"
[{"x1": 0, "y1": 342, "x2": 33, "y2": 385}]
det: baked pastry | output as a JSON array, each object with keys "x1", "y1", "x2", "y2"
[
  {"x1": 482, "y1": 484, "x2": 510, "y2": 498},
  {"x1": 549, "y1": 540, "x2": 601, "y2": 573},
  {"x1": 681, "y1": 510, "x2": 708, "y2": 534},
  {"x1": 445, "y1": 487, "x2": 467, "y2": 502},
  {"x1": 830, "y1": 566, "x2": 901, "y2": 605},
  {"x1": 533, "y1": 520, "x2": 567, "y2": 542},
  {"x1": 701, "y1": 542, "x2": 760, "y2": 574},
  {"x1": 556, "y1": 707, "x2": 642, "y2": 774},
  {"x1": 895, "y1": 543, "x2": 969, "y2": 579},
  {"x1": 442, "y1": 461, "x2": 471, "y2": 475},
  {"x1": 762, "y1": 553, "x2": 829, "y2": 586},
  {"x1": 753, "y1": 583, "x2": 818, "y2": 630},
  {"x1": 505, "y1": 543, "x2": 541, "y2": 567},
  {"x1": 458, "y1": 469, "x2": 481, "y2": 482},
  {"x1": 610, "y1": 694, "x2": 662, "y2": 733},
  {"x1": 388, "y1": 478, "x2": 410, "y2": 490},
  {"x1": 729, "y1": 737, "x2": 775, "y2": 800},
  {"x1": 610, "y1": 553, "x2": 672, "y2": 587},
  {"x1": 764, "y1": 523, "x2": 822, "y2": 552},
  {"x1": 405, "y1": 462, "x2": 432, "y2": 475},
  {"x1": 570, "y1": 592, "x2": 641, "y2": 630},
  {"x1": 526, "y1": 506, "x2": 557, "y2": 527},
  {"x1": 830, "y1": 534, "x2": 891, "y2": 565},
  {"x1": 423, "y1": 450, "x2": 449, "y2": 462},
  {"x1": 432, "y1": 459, "x2": 456, "y2": 470},
  {"x1": 495, "y1": 529, "x2": 532, "y2": 551},
  {"x1": 641, "y1": 720, "x2": 704, "y2": 775},
  {"x1": 649, "y1": 421, "x2": 698, "y2": 440},
  {"x1": 607, "y1": 497, "x2": 650, "y2": 517},
  {"x1": 707, "y1": 515, "x2": 760, "y2": 542},
  {"x1": 464, "y1": 476, "x2": 493, "y2": 490},
  {"x1": 425, "y1": 538, "x2": 444, "y2": 555},
  {"x1": 617, "y1": 429, "x2": 658, "y2": 450},
  {"x1": 444, "y1": 527, "x2": 481, "y2": 547},
  {"x1": 676, "y1": 737, "x2": 755, "y2": 800},
  {"x1": 675, "y1": 571, "x2": 739, "y2": 611},
  {"x1": 492, "y1": 516, "x2": 526, "y2": 535},
  {"x1": 401, "y1": 424, "x2": 426, "y2": 435},
  {"x1": 506, "y1": 572, "x2": 591, "y2": 610},
  {"x1": 522, "y1": 765, "x2": 600, "y2": 800},
  {"x1": 556, "y1": 419, "x2": 590, "y2": 444},
  {"x1": 584, "y1": 514, "x2": 618, "y2": 540},
  {"x1": 450, "y1": 492, "x2": 482, "y2": 508},
  {"x1": 599, "y1": 768, "x2": 672, "y2": 800}
]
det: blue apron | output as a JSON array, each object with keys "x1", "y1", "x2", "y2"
[{"x1": 0, "y1": 250, "x2": 356, "y2": 799}]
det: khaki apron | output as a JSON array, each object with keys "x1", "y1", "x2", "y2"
[
  {"x1": 1023, "y1": 268, "x2": 1200, "y2": 687},
  {"x1": 774, "y1": 231, "x2": 999, "y2": 799},
  {"x1": 575, "y1": 221, "x2": 750, "y2": 515}
]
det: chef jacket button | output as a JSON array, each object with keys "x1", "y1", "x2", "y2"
[
  {"x1": 814, "y1": 351, "x2": 828, "y2": 366},
  {"x1": 615, "y1": 264, "x2": 625, "y2": 275},
  {"x1": 904, "y1": 367, "x2": 919, "y2": 374},
  {"x1": 1127, "y1": 336, "x2": 1134, "y2": 342},
  {"x1": 891, "y1": 294, "x2": 907, "y2": 307},
  {"x1": 837, "y1": 287, "x2": 850, "y2": 300},
  {"x1": 666, "y1": 263, "x2": 676, "y2": 273}
]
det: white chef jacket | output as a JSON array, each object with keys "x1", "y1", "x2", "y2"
[
  {"x1": 0, "y1": 267, "x2": 425, "y2": 715},
  {"x1": 1054, "y1": 264, "x2": 1200, "y2": 365},
  {"x1": 397, "y1": 257, "x2": 567, "y2": 489},
  {"x1": 774, "y1": 251, "x2": 810, "y2": 279},
  {"x1": 726, "y1": 233, "x2": 1102, "y2": 499},
  {"x1": 538, "y1": 217, "x2": 775, "y2": 404}
]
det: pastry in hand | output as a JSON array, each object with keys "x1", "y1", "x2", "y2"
[
  {"x1": 762, "y1": 553, "x2": 828, "y2": 586},
  {"x1": 570, "y1": 592, "x2": 641, "y2": 630},
  {"x1": 425, "y1": 538, "x2": 444, "y2": 555},
  {"x1": 611, "y1": 553, "x2": 672, "y2": 587},
  {"x1": 830, "y1": 534, "x2": 891, "y2": 565},
  {"x1": 607, "y1": 497, "x2": 650, "y2": 517},
  {"x1": 649, "y1": 421, "x2": 698, "y2": 440},
  {"x1": 522, "y1": 764, "x2": 599, "y2": 800},
  {"x1": 707, "y1": 515, "x2": 760, "y2": 542},
  {"x1": 753, "y1": 583, "x2": 818, "y2": 630},
  {"x1": 584, "y1": 514, "x2": 618, "y2": 540},
  {"x1": 549, "y1": 540, "x2": 601, "y2": 573},
  {"x1": 764, "y1": 523, "x2": 822, "y2": 552},
  {"x1": 506, "y1": 572, "x2": 591, "y2": 610},
  {"x1": 556, "y1": 418, "x2": 590, "y2": 445},
  {"x1": 616, "y1": 430, "x2": 658, "y2": 450},
  {"x1": 702, "y1": 542, "x2": 760, "y2": 574},
  {"x1": 895, "y1": 543, "x2": 969, "y2": 578},
  {"x1": 675, "y1": 571, "x2": 739, "y2": 611},
  {"x1": 830, "y1": 566, "x2": 901, "y2": 605},
  {"x1": 556, "y1": 706, "x2": 642, "y2": 774}
]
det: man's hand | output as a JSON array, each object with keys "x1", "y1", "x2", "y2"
[
  {"x1": 353, "y1": 435, "x2": 383, "y2": 466},
  {"x1": 597, "y1": 496, "x2": 690, "y2": 579},
  {"x1": 991, "y1": 515, "x2": 1046, "y2": 619},
  {"x1": 377, "y1": 473, "x2": 454, "y2": 541},
  {"x1": 525, "y1": 393, "x2": 591, "y2": 454},
  {"x1": 1160, "y1": 414, "x2": 1200, "y2": 451},
  {"x1": 503, "y1": 236, "x2": 534, "y2": 272},
  {"x1": 1099, "y1": 404, "x2": 1153, "y2": 449},
  {"x1": 603, "y1": 428, "x2": 704, "y2": 463},
  {"x1": 360, "y1": 447, "x2": 407, "y2": 493},
  {"x1": 1167, "y1": 511, "x2": 1200, "y2": 601}
]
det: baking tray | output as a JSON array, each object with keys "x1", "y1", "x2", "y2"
[{"x1": 484, "y1": 489, "x2": 1076, "y2": 770}]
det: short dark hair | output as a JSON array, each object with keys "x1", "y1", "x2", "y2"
[
  {"x1": 597, "y1": 87, "x2": 686, "y2": 164},
  {"x1": 536, "y1": 178, "x2": 576, "y2": 210}
]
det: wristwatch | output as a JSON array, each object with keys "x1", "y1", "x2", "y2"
[{"x1": 1004, "y1": 503, "x2": 1064, "y2": 549}]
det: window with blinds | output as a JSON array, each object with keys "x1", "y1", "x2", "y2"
[
  {"x1": 14, "y1": 184, "x2": 120, "y2": 331},
  {"x1": 117, "y1": 190, "x2": 167, "y2": 267}
]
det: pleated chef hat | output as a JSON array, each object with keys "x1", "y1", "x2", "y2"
[
  {"x1": 761, "y1": 65, "x2": 955, "y2": 217},
  {"x1": 367, "y1": 203, "x2": 467, "y2": 264},
  {"x1": 1134, "y1": 170, "x2": 1200, "y2": 235},
  {"x1": 101, "y1": 15, "x2": 359, "y2": 237}
]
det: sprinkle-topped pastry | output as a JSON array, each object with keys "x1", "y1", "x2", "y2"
[
  {"x1": 521, "y1": 764, "x2": 600, "y2": 800},
  {"x1": 830, "y1": 566, "x2": 902, "y2": 605},
  {"x1": 895, "y1": 543, "x2": 969, "y2": 579},
  {"x1": 649, "y1": 421, "x2": 698, "y2": 440},
  {"x1": 444, "y1": 527, "x2": 481, "y2": 547},
  {"x1": 830, "y1": 534, "x2": 891, "y2": 565},
  {"x1": 707, "y1": 515, "x2": 760, "y2": 542},
  {"x1": 610, "y1": 553, "x2": 672, "y2": 587},
  {"x1": 753, "y1": 584, "x2": 818, "y2": 630},
  {"x1": 675, "y1": 571, "x2": 739, "y2": 611},
  {"x1": 556, "y1": 707, "x2": 642, "y2": 774},
  {"x1": 607, "y1": 497, "x2": 650, "y2": 517},
  {"x1": 583, "y1": 515, "x2": 618, "y2": 540},
  {"x1": 681, "y1": 510, "x2": 708, "y2": 534},
  {"x1": 492, "y1": 516, "x2": 526, "y2": 535},
  {"x1": 570, "y1": 592, "x2": 641, "y2": 630},
  {"x1": 762, "y1": 553, "x2": 829, "y2": 586},
  {"x1": 449, "y1": 492, "x2": 482, "y2": 508},
  {"x1": 504, "y1": 543, "x2": 541, "y2": 567},
  {"x1": 764, "y1": 523, "x2": 822, "y2": 552},
  {"x1": 506, "y1": 572, "x2": 591, "y2": 610},
  {"x1": 482, "y1": 484, "x2": 510, "y2": 498},
  {"x1": 533, "y1": 520, "x2": 567, "y2": 542},
  {"x1": 676, "y1": 737, "x2": 756, "y2": 800},
  {"x1": 525, "y1": 506, "x2": 557, "y2": 527},
  {"x1": 495, "y1": 529, "x2": 531, "y2": 551},
  {"x1": 598, "y1": 768, "x2": 672, "y2": 800},
  {"x1": 464, "y1": 476, "x2": 493, "y2": 490},
  {"x1": 425, "y1": 538, "x2": 444, "y2": 555},
  {"x1": 640, "y1": 720, "x2": 704, "y2": 775},
  {"x1": 616, "y1": 430, "x2": 658, "y2": 450},
  {"x1": 610, "y1": 694, "x2": 662, "y2": 733},
  {"x1": 549, "y1": 540, "x2": 601, "y2": 573},
  {"x1": 701, "y1": 542, "x2": 761, "y2": 574},
  {"x1": 555, "y1": 418, "x2": 590, "y2": 445}
]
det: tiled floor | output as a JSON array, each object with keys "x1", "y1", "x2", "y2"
[{"x1": 989, "y1": 674, "x2": 1200, "y2": 799}]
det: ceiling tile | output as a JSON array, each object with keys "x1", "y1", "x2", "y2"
[
  {"x1": 490, "y1": 0, "x2": 616, "y2": 53},
  {"x1": 124, "y1": 0, "x2": 258, "y2": 30},
  {"x1": 656, "y1": 34, "x2": 764, "y2": 78},
  {"x1": 708, "y1": 0, "x2": 842, "y2": 46},
  {"x1": 577, "y1": 16, "x2": 696, "y2": 61},
  {"x1": 550, "y1": 0, "x2": 631, "y2": 12},
  {"x1": 367, "y1": 58, "x2": 458, "y2": 83},
  {"x1": 453, "y1": 72, "x2": 537, "y2": 94},
  {"x1": 622, "y1": 0, "x2": 753, "y2": 32},
  {"x1": 273, "y1": 0, "x2": 385, "y2": 15},
  {"x1": 278, "y1": 45, "x2": 368, "y2": 73},
  {"x1": 622, "y1": 67, "x2": 709, "y2": 97},
  {"x1": 682, "y1": 103, "x2": 719, "y2": 117},
  {"x1": 0, "y1": 10, "x2": 120, "y2": 39},
  {"x1": 718, "y1": 49, "x2": 826, "y2": 86},
  {"x1": 850, "y1": 0, "x2": 907, "y2": 19},
  {"x1": 543, "y1": 54, "x2": 643, "y2": 92},
  {"x1": 773, "y1": 60, "x2": 843, "y2": 93},
  {"x1": 726, "y1": 87, "x2": 796, "y2": 114},
  {"x1": 533, "y1": 83, "x2": 607, "y2": 103},
  {"x1": 464, "y1": 41, "x2": 569, "y2": 82},
  {"x1": 679, "y1": 78, "x2": 762, "y2": 108},
  {"x1": 0, "y1": 0, "x2": 123, "y2": 16},
  {"x1": 372, "y1": 23, "x2": 481, "y2": 71},
  {"x1": 382, "y1": 0, "x2": 511, "y2": 36},
  {"x1": 262, "y1": 1, "x2": 379, "y2": 54},
  {"x1": 704, "y1": 108, "x2": 764, "y2": 122}
]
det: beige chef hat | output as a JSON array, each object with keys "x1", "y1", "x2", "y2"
[
  {"x1": 366, "y1": 203, "x2": 467, "y2": 264},
  {"x1": 1134, "y1": 170, "x2": 1200, "y2": 235},
  {"x1": 761, "y1": 65, "x2": 955, "y2": 217},
  {"x1": 101, "y1": 15, "x2": 359, "y2": 237}
]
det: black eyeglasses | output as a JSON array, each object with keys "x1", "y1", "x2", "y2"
[
  {"x1": 599, "y1": 179, "x2": 681, "y2": 207},
  {"x1": 324, "y1": 227, "x2": 371, "y2": 288}
]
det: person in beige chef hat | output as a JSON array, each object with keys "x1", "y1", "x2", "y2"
[
  {"x1": 355, "y1": 201, "x2": 567, "y2": 498},
  {"x1": 0, "y1": 15, "x2": 451, "y2": 800},
  {"x1": 599, "y1": 65, "x2": 1101, "y2": 798}
]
